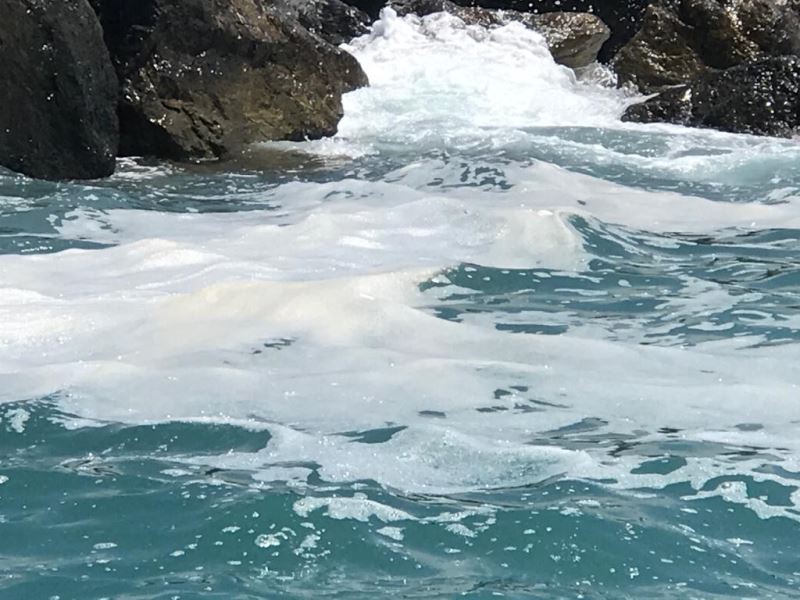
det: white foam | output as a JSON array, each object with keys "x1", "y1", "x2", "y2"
[
  {"x1": 376, "y1": 526, "x2": 405, "y2": 541},
  {"x1": 293, "y1": 494, "x2": 414, "y2": 522},
  {"x1": 2, "y1": 208, "x2": 800, "y2": 503},
  {"x1": 343, "y1": 10, "x2": 628, "y2": 132}
]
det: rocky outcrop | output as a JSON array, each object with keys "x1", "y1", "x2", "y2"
[
  {"x1": 533, "y1": 12, "x2": 612, "y2": 69},
  {"x1": 0, "y1": 0, "x2": 118, "y2": 180},
  {"x1": 622, "y1": 56, "x2": 800, "y2": 137},
  {"x1": 92, "y1": 0, "x2": 369, "y2": 161},
  {"x1": 392, "y1": 0, "x2": 610, "y2": 68},
  {"x1": 613, "y1": 0, "x2": 800, "y2": 92},
  {"x1": 274, "y1": 0, "x2": 372, "y2": 46}
]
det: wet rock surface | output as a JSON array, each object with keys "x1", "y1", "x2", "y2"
[
  {"x1": 342, "y1": 0, "x2": 388, "y2": 19},
  {"x1": 613, "y1": 0, "x2": 800, "y2": 92},
  {"x1": 274, "y1": 0, "x2": 372, "y2": 46},
  {"x1": 533, "y1": 12, "x2": 612, "y2": 69},
  {"x1": 623, "y1": 56, "x2": 800, "y2": 137},
  {"x1": 391, "y1": 0, "x2": 610, "y2": 68},
  {"x1": 92, "y1": 0, "x2": 369, "y2": 161},
  {"x1": 0, "y1": 0, "x2": 119, "y2": 180}
]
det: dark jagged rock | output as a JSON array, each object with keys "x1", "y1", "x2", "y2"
[
  {"x1": 622, "y1": 84, "x2": 694, "y2": 125},
  {"x1": 613, "y1": 0, "x2": 800, "y2": 92},
  {"x1": 612, "y1": 2, "x2": 704, "y2": 91},
  {"x1": 0, "y1": 0, "x2": 118, "y2": 180},
  {"x1": 391, "y1": 0, "x2": 610, "y2": 68},
  {"x1": 623, "y1": 56, "x2": 800, "y2": 137},
  {"x1": 92, "y1": 0, "x2": 369, "y2": 161},
  {"x1": 273, "y1": 0, "x2": 372, "y2": 46},
  {"x1": 392, "y1": 0, "x2": 456, "y2": 16},
  {"x1": 343, "y1": 0, "x2": 387, "y2": 19},
  {"x1": 533, "y1": 12, "x2": 611, "y2": 69}
]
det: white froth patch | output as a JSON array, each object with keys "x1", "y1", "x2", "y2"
[
  {"x1": 446, "y1": 523, "x2": 477, "y2": 538},
  {"x1": 509, "y1": 161, "x2": 800, "y2": 233},
  {"x1": 293, "y1": 494, "x2": 414, "y2": 523},
  {"x1": 193, "y1": 423, "x2": 591, "y2": 495},
  {"x1": 4, "y1": 408, "x2": 30, "y2": 433},
  {"x1": 255, "y1": 533, "x2": 284, "y2": 548},
  {"x1": 376, "y1": 526, "x2": 405, "y2": 541}
]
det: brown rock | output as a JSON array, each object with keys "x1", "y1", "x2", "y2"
[
  {"x1": 93, "y1": 0, "x2": 369, "y2": 161},
  {"x1": 613, "y1": 0, "x2": 800, "y2": 92},
  {"x1": 273, "y1": 0, "x2": 372, "y2": 46}
]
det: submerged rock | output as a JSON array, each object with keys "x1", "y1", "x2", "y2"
[
  {"x1": 0, "y1": 0, "x2": 118, "y2": 180},
  {"x1": 392, "y1": 0, "x2": 610, "y2": 68},
  {"x1": 92, "y1": 0, "x2": 369, "y2": 161},
  {"x1": 623, "y1": 56, "x2": 800, "y2": 137},
  {"x1": 613, "y1": 0, "x2": 800, "y2": 92}
]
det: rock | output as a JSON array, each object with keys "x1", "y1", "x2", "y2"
[
  {"x1": 622, "y1": 84, "x2": 695, "y2": 125},
  {"x1": 92, "y1": 0, "x2": 369, "y2": 161},
  {"x1": 622, "y1": 56, "x2": 800, "y2": 137},
  {"x1": 343, "y1": 0, "x2": 387, "y2": 19},
  {"x1": 733, "y1": 0, "x2": 800, "y2": 56},
  {"x1": 532, "y1": 13, "x2": 612, "y2": 69},
  {"x1": 612, "y1": 2, "x2": 706, "y2": 92},
  {"x1": 613, "y1": 0, "x2": 800, "y2": 92},
  {"x1": 391, "y1": 0, "x2": 610, "y2": 68},
  {"x1": 392, "y1": 0, "x2": 458, "y2": 16},
  {"x1": 273, "y1": 0, "x2": 372, "y2": 46},
  {"x1": 0, "y1": 0, "x2": 118, "y2": 180}
]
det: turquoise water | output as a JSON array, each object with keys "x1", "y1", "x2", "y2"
[
  {"x1": 3, "y1": 400, "x2": 800, "y2": 598},
  {"x1": 2, "y1": 11, "x2": 800, "y2": 599}
]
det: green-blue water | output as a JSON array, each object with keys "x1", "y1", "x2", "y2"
[{"x1": 3, "y1": 400, "x2": 800, "y2": 599}]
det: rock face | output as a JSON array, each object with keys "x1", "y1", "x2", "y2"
[
  {"x1": 533, "y1": 12, "x2": 612, "y2": 69},
  {"x1": 622, "y1": 56, "x2": 800, "y2": 137},
  {"x1": 0, "y1": 0, "x2": 118, "y2": 180},
  {"x1": 92, "y1": 0, "x2": 369, "y2": 161},
  {"x1": 274, "y1": 0, "x2": 372, "y2": 46},
  {"x1": 613, "y1": 0, "x2": 800, "y2": 92},
  {"x1": 392, "y1": 0, "x2": 610, "y2": 68}
]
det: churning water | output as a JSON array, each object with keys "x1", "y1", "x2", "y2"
[{"x1": 1, "y1": 10, "x2": 800, "y2": 599}]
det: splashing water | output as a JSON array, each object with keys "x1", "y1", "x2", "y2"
[{"x1": 1, "y1": 9, "x2": 800, "y2": 599}]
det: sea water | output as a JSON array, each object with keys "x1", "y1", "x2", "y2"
[{"x1": 1, "y1": 10, "x2": 799, "y2": 599}]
